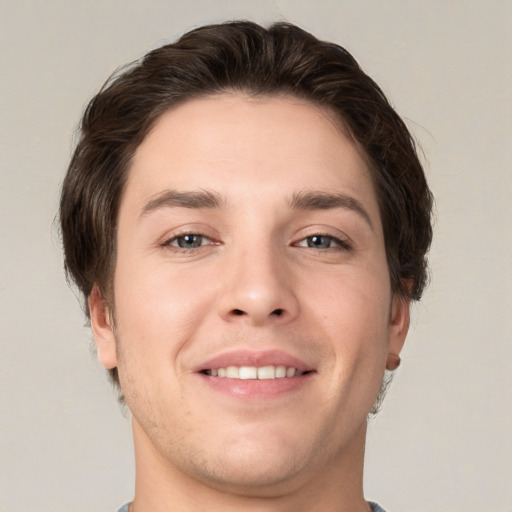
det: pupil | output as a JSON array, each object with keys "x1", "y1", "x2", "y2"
[
  {"x1": 178, "y1": 234, "x2": 202, "y2": 248},
  {"x1": 309, "y1": 236, "x2": 330, "y2": 248}
]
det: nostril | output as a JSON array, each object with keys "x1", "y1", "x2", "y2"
[
  {"x1": 233, "y1": 309, "x2": 245, "y2": 316},
  {"x1": 272, "y1": 308, "x2": 284, "y2": 317}
]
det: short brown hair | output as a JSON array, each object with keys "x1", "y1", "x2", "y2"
[{"x1": 60, "y1": 21, "x2": 433, "y2": 385}]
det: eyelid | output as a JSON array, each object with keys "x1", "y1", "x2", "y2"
[
  {"x1": 162, "y1": 233, "x2": 218, "y2": 248},
  {"x1": 158, "y1": 224, "x2": 221, "y2": 252},
  {"x1": 163, "y1": 233, "x2": 209, "y2": 245},
  {"x1": 294, "y1": 234, "x2": 352, "y2": 250},
  {"x1": 292, "y1": 225, "x2": 353, "y2": 249}
]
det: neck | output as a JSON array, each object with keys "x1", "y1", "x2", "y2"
[{"x1": 129, "y1": 418, "x2": 371, "y2": 512}]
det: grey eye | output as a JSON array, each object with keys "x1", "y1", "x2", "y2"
[
  {"x1": 306, "y1": 235, "x2": 335, "y2": 249},
  {"x1": 175, "y1": 234, "x2": 205, "y2": 249}
]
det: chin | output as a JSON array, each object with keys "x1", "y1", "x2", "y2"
[
  {"x1": 175, "y1": 426, "x2": 327, "y2": 496},
  {"x1": 190, "y1": 451, "x2": 308, "y2": 495}
]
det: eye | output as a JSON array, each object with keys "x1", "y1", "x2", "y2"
[
  {"x1": 163, "y1": 233, "x2": 212, "y2": 250},
  {"x1": 296, "y1": 234, "x2": 350, "y2": 250}
]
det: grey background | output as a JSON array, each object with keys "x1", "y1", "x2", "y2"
[{"x1": 1, "y1": 1, "x2": 511, "y2": 511}]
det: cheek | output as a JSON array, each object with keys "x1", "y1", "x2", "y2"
[
  {"x1": 112, "y1": 261, "x2": 213, "y2": 408},
  {"x1": 112, "y1": 258, "x2": 215, "y2": 351},
  {"x1": 308, "y1": 267, "x2": 391, "y2": 375},
  {"x1": 309, "y1": 263, "x2": 391, "y2": 331}
]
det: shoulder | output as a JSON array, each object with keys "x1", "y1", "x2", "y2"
[{"x1": 369, "y1": 502, "x2": 388, "y2": 512}]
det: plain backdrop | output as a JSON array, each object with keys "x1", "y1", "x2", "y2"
[{"x1": 1, "y1": 1, "x2": 511, "y2": 511}]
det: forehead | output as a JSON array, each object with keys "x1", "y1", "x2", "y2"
[{"x1": 124, "y1": 93, "x2": 380, "y2": 223}]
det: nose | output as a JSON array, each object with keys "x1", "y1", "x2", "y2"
[{"x1": 217, "y1": 245, "x2": 300, "y2": 326}]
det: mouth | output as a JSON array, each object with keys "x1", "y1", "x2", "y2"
[
  {"x1": 196, "y1": 350, "x2": 316, "y2": 398},
  {"x1": 201, "y1": 365, "x2": 311, "y2": 379}
]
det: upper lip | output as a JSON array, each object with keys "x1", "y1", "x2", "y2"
[{"x1": 195, "y1": 349, "x2": 315, "y2": 373}]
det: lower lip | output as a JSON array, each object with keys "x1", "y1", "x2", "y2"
[{"x1": 198, "y1": 373, "x2": 314, "y2": 400}]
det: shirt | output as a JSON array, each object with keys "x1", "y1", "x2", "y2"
[{"x1": 117, "y1": 501, "x2": 388, "y2": 511}]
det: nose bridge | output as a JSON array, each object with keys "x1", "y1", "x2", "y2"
[{"x1": 218, "y1": 236, "x2": 299, "y2": 325}]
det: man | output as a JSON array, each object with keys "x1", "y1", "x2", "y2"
[{"x1": 60, "y1": 21, "x2": 433, "y2": 512}]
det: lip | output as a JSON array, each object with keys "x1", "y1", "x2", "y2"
[
  {"x1": 195, "y1": 348, "x2": 315, "y2": 373},
  {"x1": 199, "y1": 372, "x2": 314, "y2": 399},
  {"x1": 194, "y1": 349, "x2": 316, "y2": 400}
]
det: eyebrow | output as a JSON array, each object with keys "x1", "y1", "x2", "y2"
[
  {"x1": 140, "y1": 189, "x2": 225, "y2": 217},
  {"x1": 140, "y1": 188, "x2": 373, "y2": 229},
  {"x1": 289, "y1": 191, "x2": 373, "y2": 229}
]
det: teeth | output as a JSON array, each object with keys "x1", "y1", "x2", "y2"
[
  {"x1": 204, "y1": 365, "x2": 304, "y2": 379},
  {"x1": 226, "y1": 366, "x2": 239, "y2": 378},
  {"x1": 286, "y1": 366, "x2": 296, "y2": 377},
  {"x1": 238, "y1": 366, "x2": 257, "y2": 379},
  {"x1": 275, "y1": 366, "x2": 287, "y2": 378},
  {"x1": 258, "y1": 365, "x2": 278, "y2": 380}
]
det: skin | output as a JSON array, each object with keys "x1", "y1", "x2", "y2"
[{"x1": 89, "y1": 93, "x2": 410, "y2": 512}]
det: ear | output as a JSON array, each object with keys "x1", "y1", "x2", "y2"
[
  {"x1": 88, "y1": 285, "x2": 118, "y2": 370},
  {"x1": 387, "y1": 292, "x2": 411, "y2": 369}
]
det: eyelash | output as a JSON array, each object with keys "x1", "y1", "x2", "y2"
[
  {"x1": 160, "y1": 233, "x2": 216, "y2": 251},
  {"x1": 160, "y1": 232, "x2": 352, "y2": 253},
  {"x1": 294, "y1": 234, "x2": 352, "y2": 252}
]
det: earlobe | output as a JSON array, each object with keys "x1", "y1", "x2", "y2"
[
  {"x1": 88, "y1": 285, "x2": 118, "y2": 370},
  {"x1": 386, "y1": 293, "x2": 411, "y2": 370},
  {"x1": 386, "y1": 353, "x2": 401, "y2": 371}
]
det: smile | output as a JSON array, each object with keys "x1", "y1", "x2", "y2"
[{"x1": 202, "y1": 365, "x2": 307, "y2": 379}]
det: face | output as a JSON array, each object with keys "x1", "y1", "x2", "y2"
[{"x1": 90, "y1": 93, "x2": 409, "y2": 494}]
